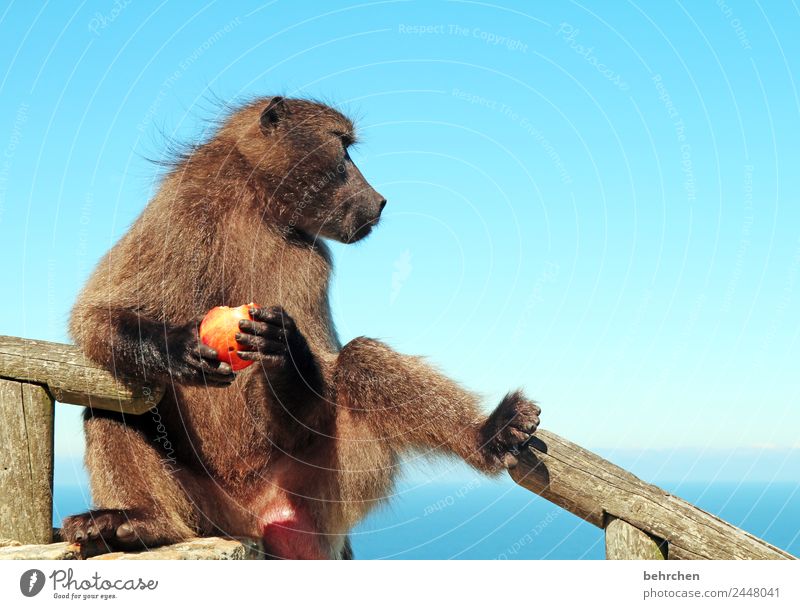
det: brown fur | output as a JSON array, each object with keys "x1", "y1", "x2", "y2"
[{"x1": 62, "y1": 96, "x2": 540, "y2": 559}]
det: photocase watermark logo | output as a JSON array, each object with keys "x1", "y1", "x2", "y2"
[
  {"x1": 87, "y1": 0, "x2": 132, "y2": 36},
  {"x1": 19, "y1": 569, "x2": 45, "y2": 597},
  {"x1": 18, "y1": 568, "x2": 158, "y2": 600},
  {"x1": 556, "y1": 22, "x2": 629, "y2": 91},
  {"x1": 390, "y1": 249, "x2": 412, "y2": 304}
]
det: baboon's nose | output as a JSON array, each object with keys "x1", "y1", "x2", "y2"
[{"x1": 379, "y1": 198, "x2": 387, "y2": 212}]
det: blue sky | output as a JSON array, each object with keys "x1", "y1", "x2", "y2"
[{"x1": 0, "y1": 1, "x2": 798, "y2": 483}]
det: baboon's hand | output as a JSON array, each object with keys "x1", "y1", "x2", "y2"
[
  {"x1": 235, "y1": 305, "x2": 306, "y2": 369},
  {"x1": 167, "y1": 318, "x2": 236, "y2": 386},
  {"x1": 480, "y1": 390, "x2": 541, "y2": 470}
]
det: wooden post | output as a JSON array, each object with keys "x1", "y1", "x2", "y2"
[
  {"x1": 605, "y1": 515, "x2": 667, "y2": 559},
  {"x1": 0, "y1": 379, "x2": 54, "y2": 544}
]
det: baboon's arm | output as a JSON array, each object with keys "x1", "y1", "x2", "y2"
[
  {"x1": 333, "y1": 337, "x2": 540, "y2": 474},
  {"x1": 69, "y1": 304, "x2": 235, "y2": 386},
  {"x1": 235, "y1": 305, "x2": 328, "y2": 427}
]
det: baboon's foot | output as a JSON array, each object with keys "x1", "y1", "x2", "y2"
[{"x1": 62, "y1": 508, "x2": 168, "y2": 554}]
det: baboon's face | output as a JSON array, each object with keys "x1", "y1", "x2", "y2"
[{"x1": 236, "y1": 97, "x2": 386, "y2": 244}]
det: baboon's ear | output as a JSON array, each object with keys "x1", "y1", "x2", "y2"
[{"x1": 260, "y1": 97, "x2": 287, "y2": 131}]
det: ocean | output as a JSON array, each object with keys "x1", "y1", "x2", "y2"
[{"x1": 51, "y1": 467, "x2": 800, "y2": 559}]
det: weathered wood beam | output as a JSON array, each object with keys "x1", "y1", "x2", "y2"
[
  {"x1": 0, "y1": 541, "x2": 82, "y2": 560},
  {"x1": 90, "y1": 537, "x2": 265, "y2": 560},
  {"x1": 0, "y1": 538, "x2": 264, "y2": 560},
  {"x1": 509, "y1": 430, "x2": 795, "y2": 560},
  {"x1": 605, "y1": 515, "x2": 667, "y2": 559},
  {"x1": 0, "y1": 380, "x2": 54, "y2": 544},
  {"x1": 0, "y1": 335, "x2": 163, "y2": 414}
]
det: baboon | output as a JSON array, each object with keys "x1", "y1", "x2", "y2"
[{"x1": 62, "y1": 96, "x2": 541, "y2": 559}]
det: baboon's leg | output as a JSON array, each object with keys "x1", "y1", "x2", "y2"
[
  {"x1": 61, "y1": 410, "x2": 207, "y2": 552},
  {"x1": 333, "y1": 337, "x2": 540, "y2": 474}
]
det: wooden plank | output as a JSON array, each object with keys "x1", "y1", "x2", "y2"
[
  {"x1": 0, "y1": 538, "x2": 264, "y2": 560},
  {"x1": 0, "y1": 538, "x2": 22, "y2": 548},
  {"x1": 605, "y1": 515, "x2": 667, "y2": 559},
  {"x1": 89, "y1": 537, "x2": 265, "y2": 560},
  {"x1": 668, "y1": 545, "x2": 707, "y2": 560},
  {"x1": 0, "y1": 335, "x2": 163, "y2": 414},
  {"x1": 509, "y1": 430, "x2": 795, "y2": 560},
  {"x1": 0, "y1": 541, "x2": 81, "y2": 560},
  {"x1": 0, "y1": 380, "x2": 54, "y2": 544}
]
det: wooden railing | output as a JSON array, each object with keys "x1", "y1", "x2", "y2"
[
  {"x1": 0, "y1": 335, "x2": 796, "y2": 560},
  {"x1": 0, "y1": 335, "x2": 161, "y2": 548},
  {"x1": 510, "y1": 433, "x2": 794, "y2": 559}
]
